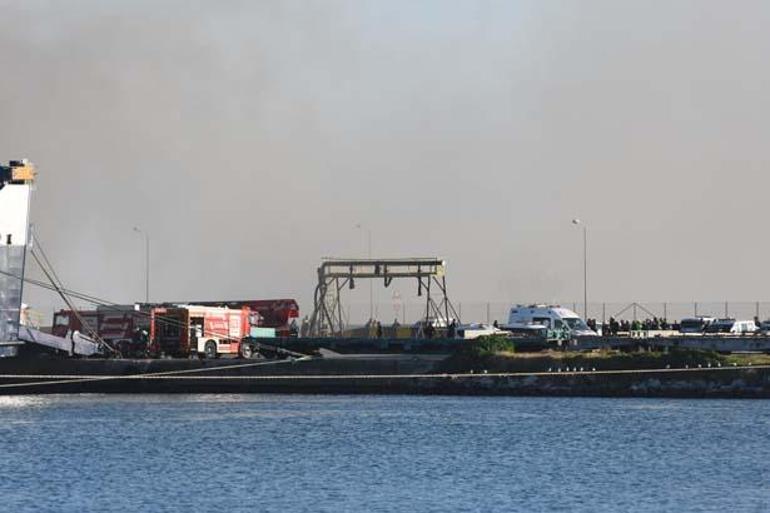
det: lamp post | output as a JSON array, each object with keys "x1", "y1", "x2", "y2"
[
  {"x1": 571, "y1": 219, "x2": 588, "y2": 320},
  {"x1": 355, "y1": 224, "x2": 373, "y2": 321},
  {"x1": 133, "y1": 227, "x2": 150, "y2": 303}
]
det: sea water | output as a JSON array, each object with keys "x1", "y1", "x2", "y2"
[{"x1": 0, "y1": 394, "x2": 768, "y2": 512}]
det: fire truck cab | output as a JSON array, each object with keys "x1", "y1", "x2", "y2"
[{"x1": 150, "y1": 305, "x2": 250, "y2": 358}]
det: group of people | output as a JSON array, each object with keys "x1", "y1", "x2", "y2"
[
  {"x1": 362, "y1": 318, "x2": 459, "y2": 339},
  {"x1": 598, "y1": 317, "x2": 672, "y2": 335},
  {"x1": 364, "y1": 318, "x2": 385, "y2": 338}
]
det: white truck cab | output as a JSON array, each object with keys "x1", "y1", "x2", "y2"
[{"x1": 503, "y1": 304, "x2": 596, "y2": 337}]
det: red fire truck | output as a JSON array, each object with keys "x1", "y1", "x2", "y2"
[
  {"x1": 52, "y1": 305, "x2": 151, "y2": 355},
  {"x1": 188, "y1": 299, "x2": 300, "y2": 336},
  {"x1": 150, "y1": 305, "x2": 250, "y2": 358}
]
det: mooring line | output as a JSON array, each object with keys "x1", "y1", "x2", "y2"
[
  {"x1": 0, "y1": 357, "x2": 312, "y2": 389},
  {"x1": 136, "y1": 357, "x2": 313, "y2": 377}
]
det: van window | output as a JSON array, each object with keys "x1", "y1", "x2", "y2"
[
  {"x1": 681, "y1": 319, "x2": 704, "y2": 330},
  {"x1": 554, "y1": 319, "x2": 564, "y2": 329},
  {"x1": 564, "y1": 318, "x2": 590, "y2": 331},
  {"x1": 532, "y1": 317, "x2": 551, "y2": 328}
]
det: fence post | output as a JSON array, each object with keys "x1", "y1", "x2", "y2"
[
  {"x1": 756, "y1": 301, "x2": 760, "y2": 320},
  {"x1": 602, "y1": 303, "x2": 606, "y2": 324},
  {"x1": 663, "y1": 302, "x2": 667, "y2": 320},
  {"x1": 694, "y1": 302, "x2": 698, "y2": 316}
]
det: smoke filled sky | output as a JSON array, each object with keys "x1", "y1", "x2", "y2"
[{"x1": 2, "y1": 0, "x2": 770, "y2": 317}]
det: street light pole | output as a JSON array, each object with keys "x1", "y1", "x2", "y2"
[
  {"x1": 572, "y1": 219, "x2": 588, "y2": 320},
  {"x1": 133, "y1": 227, "x2": 149, "y2": 303},
  {"x1": 356, "y1": 224, "x2": 374, "y2": 321},
  {"x1": 367, "y1": 228, "x2": 373, "y2": 320}
]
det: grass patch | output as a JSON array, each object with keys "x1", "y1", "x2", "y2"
[
  {"x1": 440, "y1": 345, "x2": 770, "y2": 374},
  {"x1": 724, "y1": 353, "x2": 770, "y2": 366},
  {"x1": 461, "y1": 335, "x2": 515, "y2": 356}
]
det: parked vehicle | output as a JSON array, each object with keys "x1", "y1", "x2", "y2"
[
  {"x1": 412, "y1": 317, "x2": 453, "y2": 329},
  {"x1": 150, "y1": 305, "x2": 250, "y2": 358},
  {"x1": 410, "y1": 317, "x2": 458, "y2": 338},
  {"x1": 503, "y1": 305, "x2": 596, "y2": 337},
  {"x1": 52, "y1": 305, "x2": 151, "y2": 354},
  {"x1": 454, "y1": 323, "x2": 508, "y2": 340},
  {"x1": 759, "y1": 320, "x2": 770, "y2": 334},
  {"x1": 703, "y1": 318, "x2": 757, "y2": 335},
  {"x1": 184, "y1": 299, "x2": 299, "y2": 336},
  {"x1": 679, "y1": 316, "x2": 716, "y2": 334}
]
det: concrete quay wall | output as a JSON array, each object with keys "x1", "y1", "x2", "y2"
[{"x1": 1, "y1": 355, "x2": 768, "y2": 398}]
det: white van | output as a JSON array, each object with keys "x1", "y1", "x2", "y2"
[
  {"x1": 704, "y1": 318, "x2": 757, "y2": 335},
  {"x1": 503, "y1": 304, "x2": 597, "y2": 337}
]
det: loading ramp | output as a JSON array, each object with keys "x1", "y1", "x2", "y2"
[{"x1": 17, "y1": 326, "x2": 101, "y2": 357}]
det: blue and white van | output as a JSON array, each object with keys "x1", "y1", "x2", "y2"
[{"x1": 503, "y1": 304, "x2": 596, "y2": 337}]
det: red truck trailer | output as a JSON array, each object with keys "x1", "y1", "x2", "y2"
[
  {"x1": 52, "y1": 305, "x2": 151, "y2": 355},
  {"x1": 150, "y1": 305, "x2": 250, "y2": 358}
]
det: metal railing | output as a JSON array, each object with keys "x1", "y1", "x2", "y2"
[{"x1": 337, "y1": 301, "x2": 770, "y2": 326}]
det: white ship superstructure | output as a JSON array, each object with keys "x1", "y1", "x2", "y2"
[{"x1": 0, "y1": 160, "x2": 35, "y2": 347}]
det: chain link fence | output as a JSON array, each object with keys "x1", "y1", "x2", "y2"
[{"x1": 339, "y1": 301, "x2": 770, "y2": 326}]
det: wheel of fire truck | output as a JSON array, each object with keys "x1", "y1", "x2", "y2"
[
  {"x1": 204, "y1": 340, "x2": 218, "y2": 359},
  {"x1": 240, "y1": 342, "x2": 254, "y2": 359}
]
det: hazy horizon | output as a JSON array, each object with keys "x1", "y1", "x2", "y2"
[{"x1": 2, "y1": 0, "x2": 770, "y2": 320}]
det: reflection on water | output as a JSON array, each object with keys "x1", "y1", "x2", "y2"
[
  {"x1": 0, "y1": 394, "x2": 53, "y2": 409},
  {"x1": 0, "y1": 395, "x2": 768, "y2": 513}
]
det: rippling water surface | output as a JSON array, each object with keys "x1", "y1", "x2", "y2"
[{"x1": 0, "y1": 394, "x2": 768, "y2": 512}]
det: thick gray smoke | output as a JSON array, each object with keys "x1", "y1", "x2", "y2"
[{"x1": 2, "y1": 0, "x2": 770, "y2": 320}]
